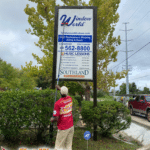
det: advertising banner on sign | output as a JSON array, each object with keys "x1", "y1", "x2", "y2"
[{"x1": 53, "y1": 6, "x2": 97, "y2": 81}]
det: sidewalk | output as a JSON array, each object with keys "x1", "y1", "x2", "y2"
[{"x1": 136, "y1": 144, "x2": 150, "y2": 150}]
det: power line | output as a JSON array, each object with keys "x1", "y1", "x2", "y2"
[
  {"x1": 136, "y1": 11, "x2": 150, "y2": 26},
  {"x1": 117, "y1": 26, "x2": 150, "y2": 58},
  {"x1": 128, "y1": 27, "x2": 150, "y2": 47},
  {"x1": 127, "y1": 10, "x2": 150, "y2": 38},
  {"x1": 115, "y1": 0, "x2": 150, "y2": 43},
  {"x1": 128, "y1": 0, "x2": 147, "y2": 21},
  {"x1": 127, "y1": 0, "x2": 150, "y2": 30},
  {"x1": 110, "y1": 42, "x2": 150, "y2": 70},
  {"x1": 130, "y1": 75, "x2": 150, "y2": 80}
]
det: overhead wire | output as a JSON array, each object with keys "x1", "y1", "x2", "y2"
[
  {"x1": 130, "y1": 75, "x2": 150, "y2": 81},
  {"x1": 110, "y1": 0, "x2": 150, "y2": 69},
  {"x1": 121, "y1": 0, "x2": 150, "y2": 47},
  {"x1": 127, "y1": 11, "x2": 150, "y2": 41},
  {"x1": 110, "y1": 42, "x2": 150, "y2": 70},
  {"x1": 110, "y1": 0, "x2": 150, "y2": 88},
  {"x1": 128, "y1": 0, "x2": 147, "y2": 21},
  {"x1": 127, "y1": 27, "x2": 150, "y2": 47},
  {"x1": 115, "y1": 0, "x2": 145, "y2": 38},
  {"x1": 115, "y1": 0, "x2": 150, "y2": 51},
  {"x1": 113, "y1": 1, "x2": 150, "y2": 68}
]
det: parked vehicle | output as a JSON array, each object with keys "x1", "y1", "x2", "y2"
[{"x1": 128, "y1": 95, "x2": 150, "y2": 122}]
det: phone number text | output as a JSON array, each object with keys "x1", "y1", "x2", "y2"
[{"x1": 63, "y1": 46, "x2": 90, "y2": 51}]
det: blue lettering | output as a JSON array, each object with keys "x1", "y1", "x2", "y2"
[
  {"x1": 60, "y1": 15, "x2": 76, "y2": 26},
  {"x1": 60, "y1": 15, "x2": 91, "y2": 26}
]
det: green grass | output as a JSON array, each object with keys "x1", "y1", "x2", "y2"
[
  {"x1": 0, "y1": 127, "x2": 142, "y2": 150},
  {"x1": 97, "y1": 96, "x2": 114, "y2": 101},
  {"x1": 73, "y1": 127, "x2": 142, "y2": 150}
]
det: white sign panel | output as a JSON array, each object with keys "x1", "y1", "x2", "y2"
[{"x1": 56, "y1": 8, "x2": 93, "y2": 80}]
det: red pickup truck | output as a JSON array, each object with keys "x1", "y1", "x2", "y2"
[{"x1": 128, "y1": 96, "x2": 150, "y2": 122}]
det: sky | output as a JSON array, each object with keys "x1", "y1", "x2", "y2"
[
  {"x1": 0, "y1": 0, "x2": 150, "y2": 91},
  {"x1": 108, "y1": 0, "x2": 150, "y2": 91}
]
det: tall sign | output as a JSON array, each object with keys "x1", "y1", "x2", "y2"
[
  {"x1": 53, "y1": 6, "x2": 97, "y2": 82},
  {"x1": 52, "y1": 6, "x2": 97, "y2": 141}
]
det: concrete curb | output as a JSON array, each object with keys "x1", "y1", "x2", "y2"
[
  {"x1": 136, "y1": 144, "x2": 150, "y2": 150},
  {"x1": 112, "y1": 134, "x2": 134, "y2": 145}
]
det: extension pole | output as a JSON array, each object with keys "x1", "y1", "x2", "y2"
[{"x1": 49, "y1": 23, "x2": 67, "y2": 144}]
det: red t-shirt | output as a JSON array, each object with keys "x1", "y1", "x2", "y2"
[{"x1": 53, "y1": 96, "x2": 74, "y2": 130}]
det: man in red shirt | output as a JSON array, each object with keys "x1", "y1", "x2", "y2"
[{"x1": 50, "y1": 85, "x2": 74, "y2": 150}]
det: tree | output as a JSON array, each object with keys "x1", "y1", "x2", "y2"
[
  {"x1": 143, "y1": 87, "x2": 149, "y2": 94},
  {"x1": 119, "y1": 82, "x2": 139, "y2": 95},
  {"x1": 0, "y1": 59, "x2": 19, "y2": 90},
  {"x1": 130, "y1": 82, "x2": 137, "y2": 94},
  {"x1": 24, "y1": 0, "x2": 127, "y2": 95},
  {"x1": 119, "y1": 83, "x2": 126, "y2": 95},
  {"x1": 21, "y1": 60, "x2": 52, "y2": 89},
  {"x1": 0, "y1": 59, "x2": 37, "y2": 90}
]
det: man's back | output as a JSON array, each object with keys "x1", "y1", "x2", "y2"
[{"x1": 53, "y1": 96, "x2": 74, "y2": 130}]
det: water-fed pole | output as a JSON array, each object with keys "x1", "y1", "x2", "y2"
[{"x1": 49, "y1": 22, "x2": 68, "y2": 144}]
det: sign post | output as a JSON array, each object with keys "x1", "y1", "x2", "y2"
[{"x1": 52, "y1": 6, "x2": 97, "y2": 140}]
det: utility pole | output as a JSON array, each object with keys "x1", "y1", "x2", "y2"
[
  {"x1": 113, "y1": 66, "x2": 122, "y2": 97},
  {"x1": 120, "y1": 22, "x2": 133, "y2": 102}
]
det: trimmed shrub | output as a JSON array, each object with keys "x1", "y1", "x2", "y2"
[
  {"x1": 81, "y1": 100, "x2": 131, "y2": 137},
  {"x1": 74, "y1": 95, "x2": 82, "y2": 107},
  {"x1": 0, "y1": 89, "x2": 79, "y2": 143},
  {"x1": 91, "y1": 89, "x2": 108, "y2": 98}
]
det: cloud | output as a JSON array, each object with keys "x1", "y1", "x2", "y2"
[{"x1": 0, "y1": 0, "x2": 43, "y2": 69}]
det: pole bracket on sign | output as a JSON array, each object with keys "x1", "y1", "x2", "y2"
[{"x1": 61, "y1": 21, "x2": 68, "y2": 26}]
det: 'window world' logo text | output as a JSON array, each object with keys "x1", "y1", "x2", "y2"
[{"x1": 60, "y1": 15, "x2": 91, "y2": 26}]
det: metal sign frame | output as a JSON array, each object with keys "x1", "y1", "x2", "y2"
[
  {"x1": 52, "y1": 6, "x2": 97, "y2": 83},
  {"x1": 52, "y1": 6, "x2": 97, "y2": 141}
]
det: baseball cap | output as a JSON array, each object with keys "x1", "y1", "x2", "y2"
[{"x1": 60, "y1": 86, "x2": 68, "y2": 95}]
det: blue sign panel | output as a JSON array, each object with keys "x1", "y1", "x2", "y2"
[
  {"x1": 58, "y1": 35, "x2": 92, "y2": 43},
  {"x1": 84, "y1": 131, "x2": 91, "y2": 140}
]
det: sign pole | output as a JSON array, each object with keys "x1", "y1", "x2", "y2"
[
  {"x1": 87, "y1": 140, "x2": 88, "y2": 150},
  {"x1": 93, "y1": 6, "x2": 97, "y2": 141}
]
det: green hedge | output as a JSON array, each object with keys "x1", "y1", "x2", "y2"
[
  {"x1": 81, "y1": 100, "x2": 131, "y2": 137},
  {"x1": 74, "y1": 95, "x2": 82, "y2": 107},
  {"x1": 0, "y1": 89, "x2": 79, "y2": 143},
  {"x1": 91, "y1": 89, "x2": 109, "y2": 98}
]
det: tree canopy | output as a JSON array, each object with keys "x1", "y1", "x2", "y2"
[
  {"x1": 0, "y1": 58, "x2": 37, "y2": 90},
  {"x1": 119, "y1": 82, "x2": 150, "y2": 95},
  {"x1": 23, "y1": 0, "x2": 127, "y2": 93}
]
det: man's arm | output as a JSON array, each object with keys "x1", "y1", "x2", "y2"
[{"x1": 55, "y1": 85, "x2": 61, "y2": 90}]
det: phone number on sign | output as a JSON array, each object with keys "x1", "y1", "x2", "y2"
[{"x1": 63, "y1": 46, "x2": 90, "y2": 51}]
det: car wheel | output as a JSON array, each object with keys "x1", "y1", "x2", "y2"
[
  {"x1": 147, "y1": 111, "x2": 150, "y2": 122},
  {"x1": 130, "y1": 107, "x2": 134, "y2": 115}
]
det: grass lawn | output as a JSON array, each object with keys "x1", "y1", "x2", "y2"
[
  {"x1": 73, "y1": 127, "x2": 142, "y2": 150},
  {"x1": 0, "y1": 127, "x2": 142, "y2": 150},
  {"x1": 97, "y1": 96, "x2": 114, "y2": 101}
]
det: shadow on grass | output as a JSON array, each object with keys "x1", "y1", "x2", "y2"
[{"x1": 0, "y1": 128, "x2": 56, "y2": 150}]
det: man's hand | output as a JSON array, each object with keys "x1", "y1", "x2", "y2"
[
  {"x1": 50, "y1": 116, "x2": 59, "y2": 122},
  {"x1": 55, "y1": 85, "x2": 61, "y2": 90},
  {"x1": 50, "y1": 117, "x2": 54, "y2": 122}
]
